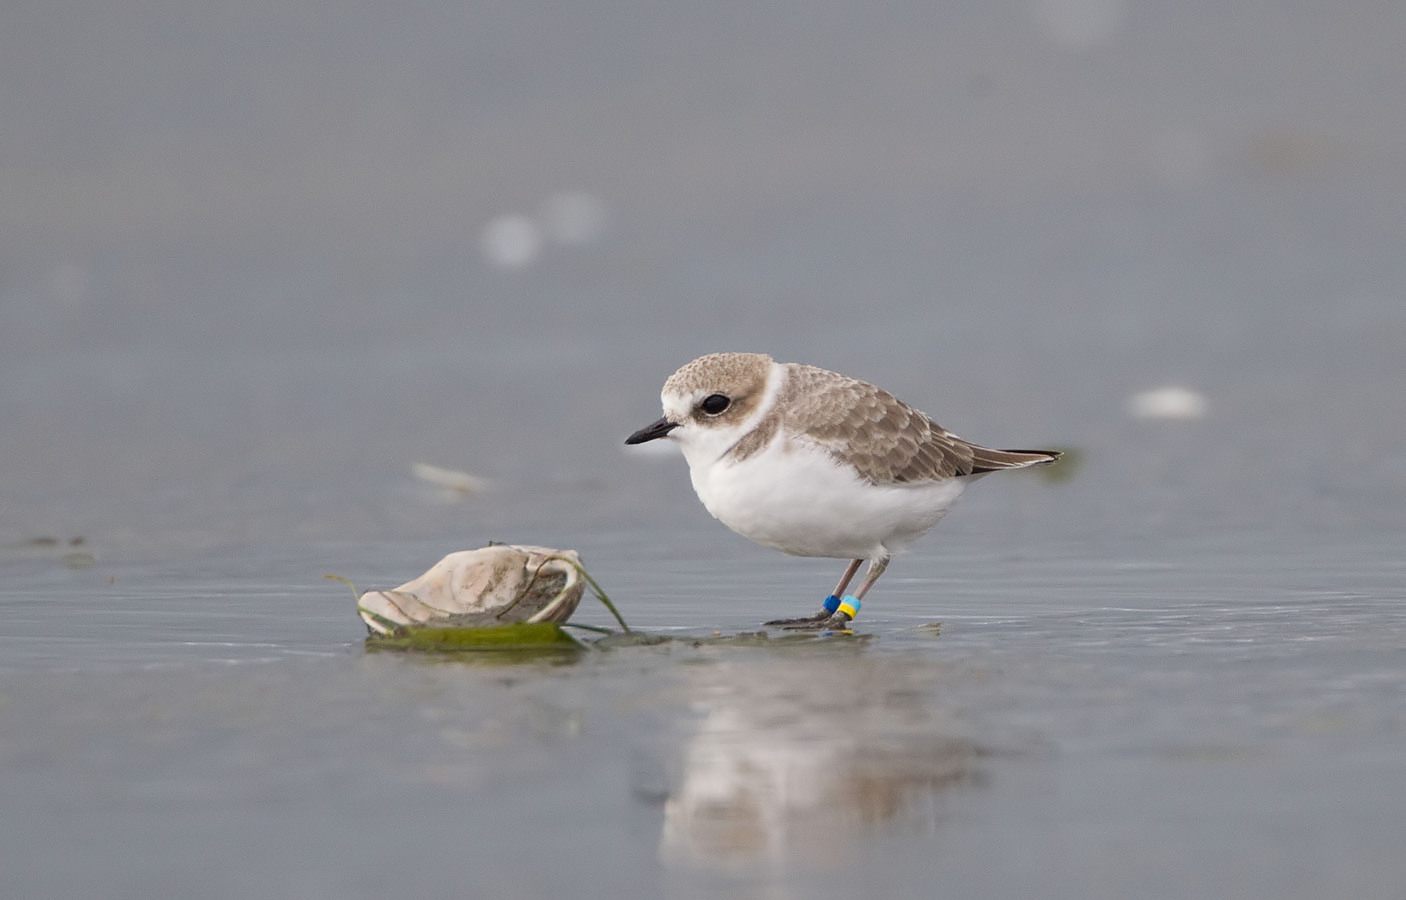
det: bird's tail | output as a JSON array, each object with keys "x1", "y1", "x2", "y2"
[{"x1": 969, "y1": 447, "x2": 1062, "y2": 473}]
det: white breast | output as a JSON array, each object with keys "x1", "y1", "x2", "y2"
[{"x1": 687, "y1": 431, "x2": 969, "y2": 560}]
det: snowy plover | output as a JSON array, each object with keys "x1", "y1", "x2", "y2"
[{"x1": 626, "y1": 352, "x2": 1060, "y2": 628}]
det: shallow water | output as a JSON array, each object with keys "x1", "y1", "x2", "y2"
[
  {"x1": 3, "y1": 527, "x2": 1403, "y2": 899},
  {"x1": 4, "y1": 0, "x2": 1406, "y2": 897}
]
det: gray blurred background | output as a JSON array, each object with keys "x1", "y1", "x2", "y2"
[
  {"x1": 4, "y1": 0, "x2": 1404, "y2": 556},
  {"x1": 4, "y1": 4, "x2": 1406, "y2": 899}
]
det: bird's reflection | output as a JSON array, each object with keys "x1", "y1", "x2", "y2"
[{"x1": 658, "y1": 645, "x2": 985, "y2": 868}]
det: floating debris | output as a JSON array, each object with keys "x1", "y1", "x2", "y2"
[
  {"x1": 411, "y1": 462, "x2": 490, "y2": 497},
  {"x1": 6, "y1": 536, "x2": 85, "y2": 549},
  {"x1": 354, "y1": 545, "x2": 586, "y2": 635},
  {"x1": 1127, "y1": 386, "x2": 1208, "y2": 420},
  {"x1": 2, "y1": 536, "x2": 94, "y2": 568},
  {"x1": 335, "y1": 544, "x2": 631, "y2": 655}
]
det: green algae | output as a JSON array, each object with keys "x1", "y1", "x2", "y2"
[{"x1": 365, "y1": 621, "x2": 584, "y2": 654}]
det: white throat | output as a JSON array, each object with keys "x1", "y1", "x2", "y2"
[{"x1": 667, "y1": 361, "x2": 785, "y2": 474}]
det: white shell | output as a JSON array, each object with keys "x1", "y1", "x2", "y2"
[{"x1": 357, "y1": 544, "x2": 584, "y2": 635}]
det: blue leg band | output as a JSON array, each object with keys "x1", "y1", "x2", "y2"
[{"x1": 822, "y1": 594, "x2": 841, "y2": 614}]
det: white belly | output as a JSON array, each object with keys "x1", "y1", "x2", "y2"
[{"x1": 687, "y1": 436, "x2": 969, "y2": 559}]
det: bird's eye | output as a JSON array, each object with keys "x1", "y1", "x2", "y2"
[{"x1": 699, "y1": 394, "x2": 731, "y2": 415}]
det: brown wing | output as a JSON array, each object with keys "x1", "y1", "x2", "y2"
[
  {"x1": 778, "y1": 364, "x2": 977, "y2": 484},
  {"x1": 779, "y1": 364, "x2": 1062, "y2": 484}
]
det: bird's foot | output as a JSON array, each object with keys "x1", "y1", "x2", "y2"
[
  {"x1": 780, "y1": 611, "x2": 854, "y2": 632},
  {"x1": 764, "y1": 610, "x2": 832, "y2": 627},
  {"x1": 767, "y1": 595, "x2": 859, "y2": 631}
]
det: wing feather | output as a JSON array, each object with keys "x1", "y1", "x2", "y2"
[{"x1": 778, "y1": 364, "x2": 975, "y2": 484}]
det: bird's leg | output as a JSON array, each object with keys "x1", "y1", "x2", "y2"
[
  {"x1": 815, "y1": 556, "x2": 889, "y2": 629},
  {"x1": 827, "y1": 557, "x2": 863, "y2": 608},
  {"x1": 764, "y1": 558, "x2": 862, "y2": 626}
]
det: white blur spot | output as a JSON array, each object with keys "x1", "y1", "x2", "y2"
[
  {"x1": 1128, "y1": 386, "x2": 1208, "y2": 421},
  {"x1": 480, "y1": 214, "x2": 542, "y2": 268},
  {"x1": 411, "y1": 462, "x2": 490, "y2": 497},
  {"x1": 1031, "y1": 0, "x2": 1126, "y2": 49},
  {"x1": 542, "y1": 191, "x2": 607, "y2": 245}
]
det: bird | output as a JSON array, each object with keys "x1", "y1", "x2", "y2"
[{"x1": 625, "y1": 352, "x2": 1060, "y2": 629}]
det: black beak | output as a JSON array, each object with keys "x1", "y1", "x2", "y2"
[{"x1": 625, "y1": 417, "x2": 679, "y2": 445}]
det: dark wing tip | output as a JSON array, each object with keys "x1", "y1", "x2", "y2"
[{"x1": 968, "y1": 447, "x2": 1063, "y2": 473}]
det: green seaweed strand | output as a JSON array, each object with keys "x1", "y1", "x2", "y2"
[
  {"x1": 554, "y1": 557, "x2": 632, "y2": 633},
  {"x1": 324, "y1": 573, "x2": 360, "y2": 603}
]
